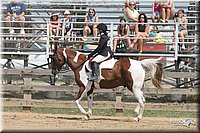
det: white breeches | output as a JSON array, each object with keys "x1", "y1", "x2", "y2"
[{"x1": 92, "y1": 52, "x2": 110, "y2": 63}]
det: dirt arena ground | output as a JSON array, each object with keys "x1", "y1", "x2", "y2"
[{"x1": 2, "y1": 111, "x2": 199, "y2": 132}]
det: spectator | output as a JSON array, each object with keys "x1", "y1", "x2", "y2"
[
  {"x1": 132, "y1": 13, "x2": 150, "y2": 53},
  {"x1": 61, "y1": 10, "x2": 73, "y2": 41},
  {"x1": 152, "y1": 0, "x2": 161, "y2": 30},
  {"x1": 175, "y1": 9, "x2": 188, "y2": 50},
  {"x1": 82, "y1": 8, "x2": 99, "y2": 41},
  {"x1": 49, "y1": 12, "x2": 60, "y2": 39},
  {"x1": 5, "y1": 0, "x2": 26, "y2": 34},
  {"x1": 113, "y1": 18, "x2": 131, "y2": 52},
  {"x1": 124, "y1": 0, "x2": 139, "y2": 34},
  {"x1": 160, "y1": 0, "x2": 175, "y2": 23}
]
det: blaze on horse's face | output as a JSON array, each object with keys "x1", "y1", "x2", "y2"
[{"x1": 51, "y1": 49, "x2": 66, "y2": 75}]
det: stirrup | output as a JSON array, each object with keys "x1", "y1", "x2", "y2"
[{"x1": 88, "y1": 75, "x2": 98, "y2": 81}]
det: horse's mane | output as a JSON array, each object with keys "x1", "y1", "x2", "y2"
[{"x1": 60, "y1": 47, "x2": 87, "y2": 62}]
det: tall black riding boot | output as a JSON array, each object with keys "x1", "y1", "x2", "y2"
[{"x1": 89, "y1": 61, "x2": 98, "y2": 81}]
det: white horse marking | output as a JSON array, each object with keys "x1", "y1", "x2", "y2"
[
  {"x1": 63, "y1": 48, "x2": 67, "y2": 59},
  {"x1": 73, "y1": 51, "x2": 81, "y2": 63}
]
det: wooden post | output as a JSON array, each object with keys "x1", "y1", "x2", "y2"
[
  {"x1": 175, "y1": 58, "x2": 181, "y2": 88},
  {"x1": 21, "y1": 71, "x2": 33, "y2": 110},
  {"x1": 115, "y1": 92, "x2": 123, "y2": 116}
]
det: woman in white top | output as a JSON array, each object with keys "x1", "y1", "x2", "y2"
[
  {"x1": 123, "y1": 0, "x2": 140, "y2": 48},
  {"x1": 82, "y1": 8, "x2": 99, "y2": 41},
  {"x1": 124, "y1": 1, "x2": 139, "y2": 33}
]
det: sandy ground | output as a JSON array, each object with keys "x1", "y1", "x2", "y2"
[{"x1": 2, "y1": 111, "x2": 199, "y2": 132}]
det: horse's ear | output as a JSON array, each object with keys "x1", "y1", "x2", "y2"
[{"x1": 55, "y1": 44, "x2": 58, "y2": 51}]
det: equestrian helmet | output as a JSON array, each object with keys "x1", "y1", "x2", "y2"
[{"x1": 96, "y1": 23, "x2": 107, "y2": 31}]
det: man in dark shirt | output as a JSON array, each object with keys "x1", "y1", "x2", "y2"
[
  {"x1": 87, "y1": 23, "x2": 113, "y2": 81},
  {"x1": 5, "y1": 0, "x2": 26, "y2": 34}
]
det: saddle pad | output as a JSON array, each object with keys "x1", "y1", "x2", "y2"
[
  {"x1": 99, "y1": 58, "x2": 118, "y2": 70},
  {"x1": 85, "y1": 58, "x2": 118, "y2": 72}
]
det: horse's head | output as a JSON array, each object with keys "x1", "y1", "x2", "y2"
[
  {"x1": 51, "y1": 47, "x2": 87, "y2": 75},
  {"x1": 51, "y1": 48, "x2": 66, "y2": 75}
]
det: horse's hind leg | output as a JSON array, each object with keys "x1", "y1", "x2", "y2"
[
  {"x1": 134, "y1": 103, "x2": 140, "y2": 117},
  {"x1": 86, "y1": 84, "x2": 94, "y2": 119},
  {"x1": 133, "y1": 88, "x2": 146, "y2": 122}
]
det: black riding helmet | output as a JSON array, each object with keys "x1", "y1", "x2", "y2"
[{"x1": 96, "y1": 23, "x2": 107, "y2": 32}]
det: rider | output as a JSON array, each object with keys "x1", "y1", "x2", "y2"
[{"x1": 87, "y1": 23, "x2": 113, "y2": 81}]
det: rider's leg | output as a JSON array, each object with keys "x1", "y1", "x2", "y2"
[
  {"x1": 89, "y1": 61, "x2": 98, "y2": 81},
  {"x1": 89, "y1": 53, "x2": 111, "y2": 81}
]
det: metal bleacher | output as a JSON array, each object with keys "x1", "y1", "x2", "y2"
[{"x1": 0, "y1": 0, "x2": 199, "y2": 88}]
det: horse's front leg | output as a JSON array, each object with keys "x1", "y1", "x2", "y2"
[
  {"x1": 75, "y1": 82, "x2": 93, "y2": 120},
  {"x1": 75, "y1": 86, "x2": 88, "y2": 115}
]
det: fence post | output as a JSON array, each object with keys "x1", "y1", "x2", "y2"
[
  {"x1": 21, "y1": 70, "x2": 33, "y2": 110},
  {"x1": 115, "y1": 92, "x2": 123, "y2": 116}
]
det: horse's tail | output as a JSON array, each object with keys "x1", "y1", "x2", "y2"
[{"x1": 140, "y1": 57, "x2": 164, "y2": 91}]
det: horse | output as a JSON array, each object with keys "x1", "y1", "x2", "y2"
[{"x1": 51, "y1": 47, "x2": 163, "y2": 121}]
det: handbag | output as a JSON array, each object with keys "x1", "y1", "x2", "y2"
[{"x1": 116, "y1": 40, "x2": 127, "y2": 53}]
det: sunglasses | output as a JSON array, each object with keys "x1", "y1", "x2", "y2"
[
  {"x1": 89, "y1": 12, "x2": 94, "y2": 13},
  {"x1": 130, "y1": 3, "x2": 135, "y2": 6}
]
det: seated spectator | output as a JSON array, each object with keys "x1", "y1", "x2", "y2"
[
  {"x1": 61, "y1": 10, "x2": 73, "y2": 41},
  {"x1": 5, "y1": 0, "x2": 26, "y2": 34},
  {"x1": 49, "y1": 12, "x2": 60, "y2": 39},
  {"x1": 124, "y1": 0, "x2": 139, "y2": 34},
  {"x1": 160, "y1": 0, "x2": 175, "y2": 23},
  {"x1": 131, "y1": 13, "x2": 150, "y2": 53},
  {"x1": 82, "y1": 8, "x2": 99, "y2": 41},
  {"x1": 152, "y1": 0, "x2": 161, "y2": 30},
  {"x1": 174, "y1": 9, "x2": 188, "y2": 50},
  {"x1": 113, "y1": 18, "x2": 131, "y2": 52}
]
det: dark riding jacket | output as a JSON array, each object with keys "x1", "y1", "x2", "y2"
[{"x1": 88, "y1": 33, "x2": 113, "y2": 57}]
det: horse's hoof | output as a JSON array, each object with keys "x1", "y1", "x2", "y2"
[
  {"x1": 134, "y1": 117, "x2": 140, "y2": 122},
  {"x1": 86, "y1": 114, "x2": 91, "y2": 119},
  {"x1": 82, "y1": 115, "x2": 89, "y2": 120}
]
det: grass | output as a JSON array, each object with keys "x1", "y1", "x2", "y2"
[{"x1": 3, "y1": 106, "x2": 198, "y2": 118}]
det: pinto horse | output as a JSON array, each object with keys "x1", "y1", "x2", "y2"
[{"x1": 51, "y1": 47, "x2": 163, "y2": 121}]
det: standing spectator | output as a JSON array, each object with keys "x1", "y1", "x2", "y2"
[
  {"x1": 132, "y1": 13, "x2": 150, "y2": 53},
  {"x1": 152, "y1": 0, "x2": 161, "y2": 30},
  {"x1": 123, "y1": 0, "x2": 139, "y2": 34},
  {"x1": 82, "y1": 8, "x2": 99, "y2": 41},
  {"x1": 49, "y1": 12, "x2": 60, "y2": 39},
  {"x1": 175, "y1": 9, "x2": 188, "y2": 50},
  {"x1": 113, "y1": 18, "x2": 131, "y2": 52},
  {"x1": 5, "y1": 0, "x2": 26, "y2": 34},
  {"x1": 61, "y1": 10, "x2": 73, "y2": 41},
  {"x1": 160, "y1": 0, "x2": 175, "y2": 23}
]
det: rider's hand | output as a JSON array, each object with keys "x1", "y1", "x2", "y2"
[{"x1": 87, "y1": 54, "x2": 92, "y2": 59}]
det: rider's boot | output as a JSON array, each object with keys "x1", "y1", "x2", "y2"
[{"x1": 89, "y1": 61, "x2": 98, "y2": 81}]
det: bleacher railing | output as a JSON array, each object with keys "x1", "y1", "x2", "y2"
[{"x1": 0, "y1": 21, "x2": 198, "y2": 60}]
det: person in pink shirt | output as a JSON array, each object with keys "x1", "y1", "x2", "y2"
[{"x1": 152, "y1": 0, "x2": 161, "y2": 30}]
